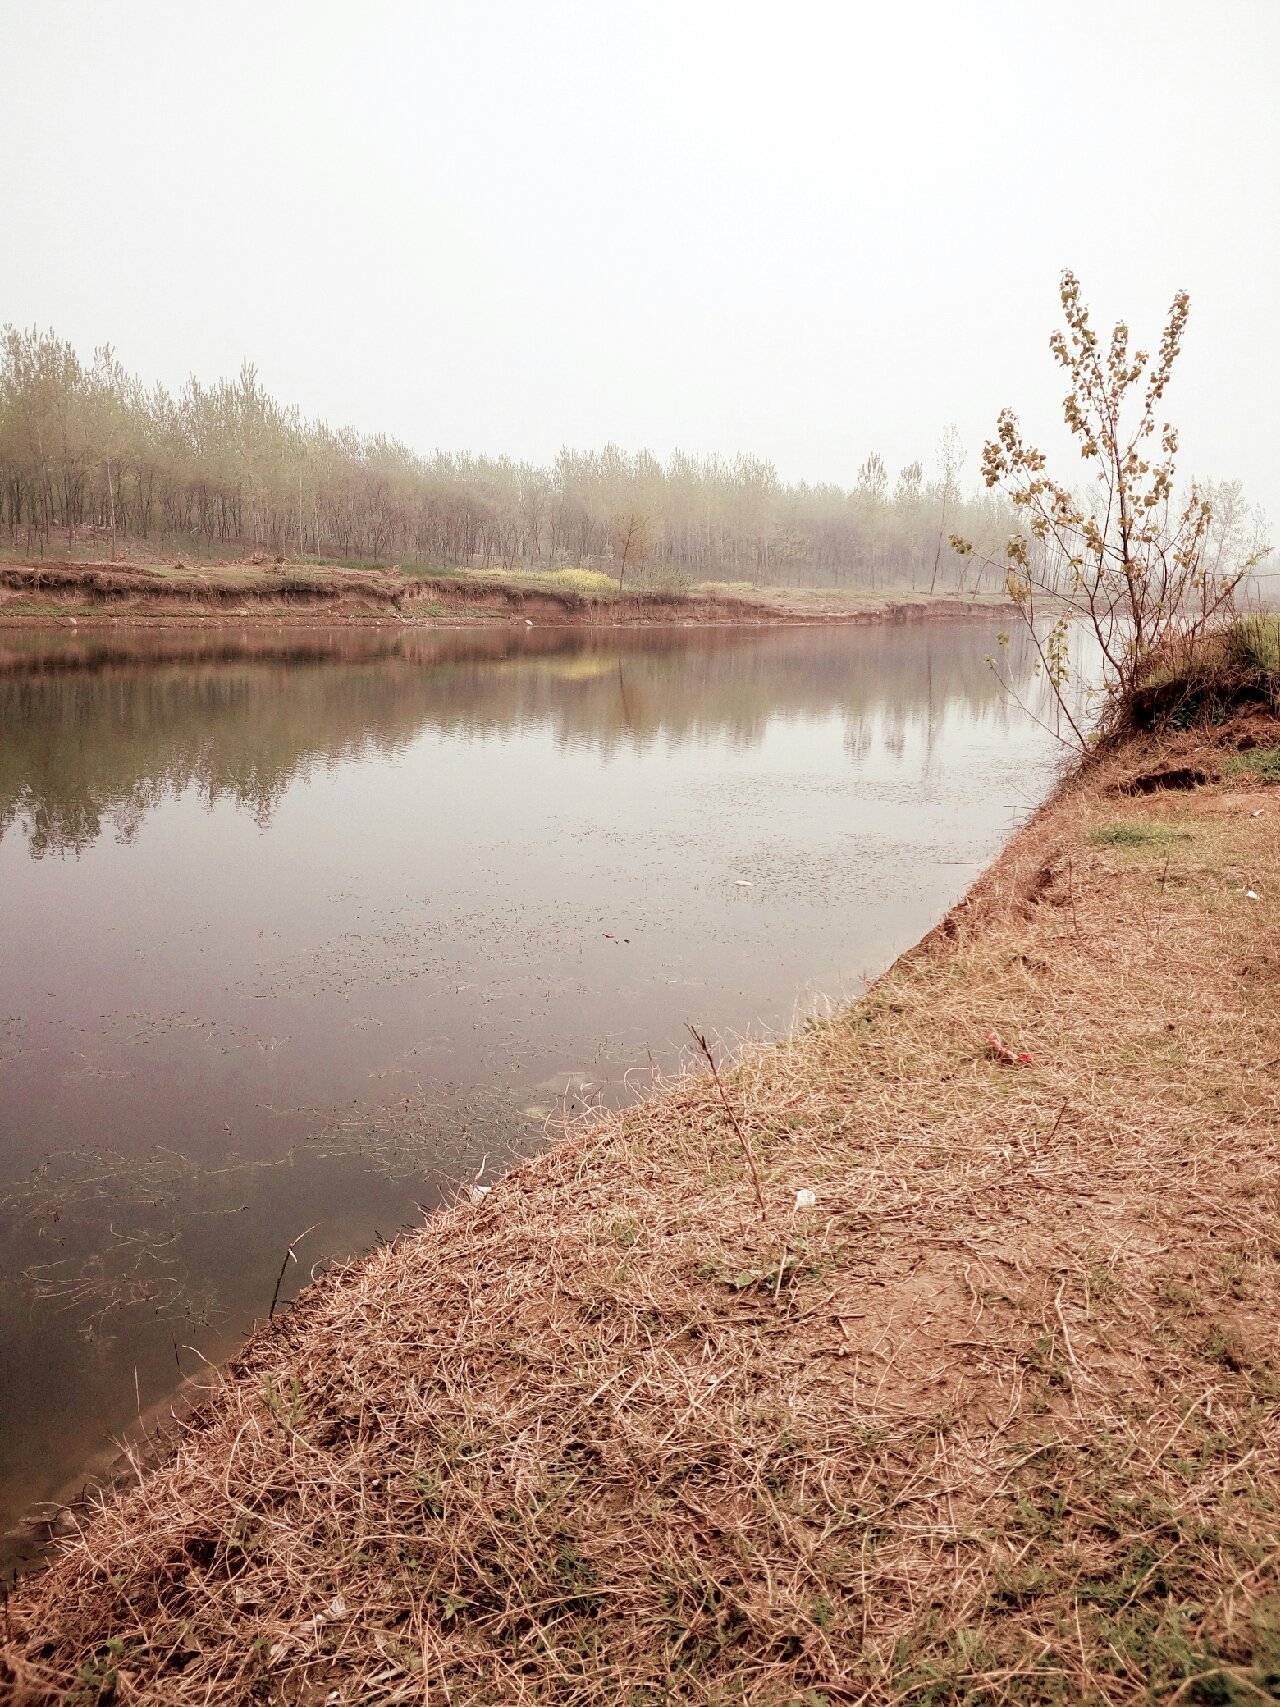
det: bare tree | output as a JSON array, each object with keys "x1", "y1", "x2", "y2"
[
  {"x1": 929, "y1": 425, "x2": 963, "y2": 595},
  {"x1": 610, "y1": 510, "x2": 651, "y2": 591}
]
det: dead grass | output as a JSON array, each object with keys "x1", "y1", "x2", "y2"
[{"x1": 3, "y1": 730, "x2": 1279, "y2": 1704}]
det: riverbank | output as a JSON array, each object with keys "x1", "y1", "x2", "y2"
[
  {"x1": 0, "y1": 558, "x2": 1005, "y2": 629},
  {"x1": 5, "y1": 717, "x2": 1279, "y2": 1704}
]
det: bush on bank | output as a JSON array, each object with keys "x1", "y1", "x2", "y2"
[{"x1": 1125, "y1": 613, "x2": 1280, "y2": 734}]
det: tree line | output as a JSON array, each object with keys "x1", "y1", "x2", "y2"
[{"x1": 0, "y1": 323, "x2": 1074, "y2": 590}]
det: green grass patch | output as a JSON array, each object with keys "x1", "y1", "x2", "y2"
[
  {"x1": 1227, "y1": 613, "x2": 1280, "y2": 682},
  {"x1": 1088, "y1": 821, "x2": 1192, "y2": 849},
  {"x1": 2, "y1": 599, "x2": 95, "y2": 616},
  {"x1": 1223, "y1": 746, "x2": 1280, "y2": 785}
]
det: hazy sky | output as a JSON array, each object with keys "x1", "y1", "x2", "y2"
[{"x1": 2, "y1": 0, "x2": 1276, "y2": 530}]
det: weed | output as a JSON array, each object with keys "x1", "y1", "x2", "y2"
[
  {"x1": 71, "y1": 1636, "x2": 145, "y2": 1703},
  {"x1": 726, "y1": 1250, "x2": 804, "y2": 1294},
  {"x1": 412, "y1": 1469, "x2": 444, "y2": 1515},
  {"x1": 1088, "y1": 820, "x2": 1192, "y2": 848},
  {"x1": 1224, "y1": 745, "x2": 1280, "y2": 785},
  {"x1": 1226, "y1": 613, "x2": 1280, "y2": 692},
  {"x1": 260, "y1": 1371, "x2": 306, "y2": 1431}
]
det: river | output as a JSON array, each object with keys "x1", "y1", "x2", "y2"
[{"x1": 0, "y1": 617, "x2": 1064, "y2": 1568}]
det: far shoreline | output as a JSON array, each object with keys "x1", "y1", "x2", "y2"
[{"x1": 0, "y1": 556, "x2": 1009, "y2": 632}]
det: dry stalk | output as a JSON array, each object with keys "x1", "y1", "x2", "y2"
[
  {"x1": 268, "y1": 1224, "x2": 316, "y2": 1320},
  {"x1": 687, "y1": 1023, "x2": 769, "y2": 1222}
]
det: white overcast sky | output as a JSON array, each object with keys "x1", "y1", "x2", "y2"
[{"x1": 2, "y1": 0, "x2": 1276, "y2": 525}]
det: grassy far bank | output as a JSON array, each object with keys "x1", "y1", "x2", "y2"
[
  {"x1": 0, "y1": 555, "x2": 1007, "y2": 628},
  {"x1": 3, "y1": 709, "x2": 1278, "y2": 1703}
]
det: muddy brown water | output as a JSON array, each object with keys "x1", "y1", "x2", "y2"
[{"x1": 0, "y1": 619, "x2": 1063, "y2": 1572}]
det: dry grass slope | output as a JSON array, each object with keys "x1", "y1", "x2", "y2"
[{"x1": 3, "y1": 729, "x2": 1279, "y2": 1705}]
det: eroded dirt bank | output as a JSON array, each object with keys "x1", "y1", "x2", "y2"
[
  {"x1": 0, "y1": 560, "x2": 1006, "y2": 629},
  {"x1": 4, "y1": 723, "x2": 1278, "y2": 1705}
]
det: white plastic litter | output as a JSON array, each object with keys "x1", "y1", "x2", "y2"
[
  {"x1": 468, "y1": 1183, "x2": 492, "y2": 1204},
  {"x1": 1246, "y1": 889, "x2": 1260, "y2": 901},
  {"x1": 794, "y1": 1188, "x2": 817, "y2": 1210}
]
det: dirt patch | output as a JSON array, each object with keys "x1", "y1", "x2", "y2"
[
  {"x1": 1201, "y1": 789, "x2": 1276, "y2": 818},
  {"x1": 1224, "y1": 708, "x2": 1280, "y2": 750},
  {"x1": 1114, "y1": 762, "x2": 1217, "y2": 795},
  {"x1": 0, "y1": 560, "x2": 406, "y2": 608}
]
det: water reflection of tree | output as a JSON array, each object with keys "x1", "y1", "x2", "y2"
[{"x1": 0, "y1": 624, "x2": 1035, "y2": 857}]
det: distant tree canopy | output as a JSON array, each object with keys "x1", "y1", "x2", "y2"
[{"x1": 0, "y1": 324, "x2": 1015, "y2": 589}]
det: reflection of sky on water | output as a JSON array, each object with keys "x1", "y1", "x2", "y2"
[{"x1": 0, "y1": 619, "x2": 1068, "y2": 1565}]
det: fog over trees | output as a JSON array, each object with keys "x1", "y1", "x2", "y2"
[{"x1": 0, "y1": 325, "x2": 1024, "y2": 591}]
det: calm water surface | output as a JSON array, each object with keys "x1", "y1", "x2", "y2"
[{"x1": 0, "y1": 619, "x2": 1061, "y2": 1566}]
